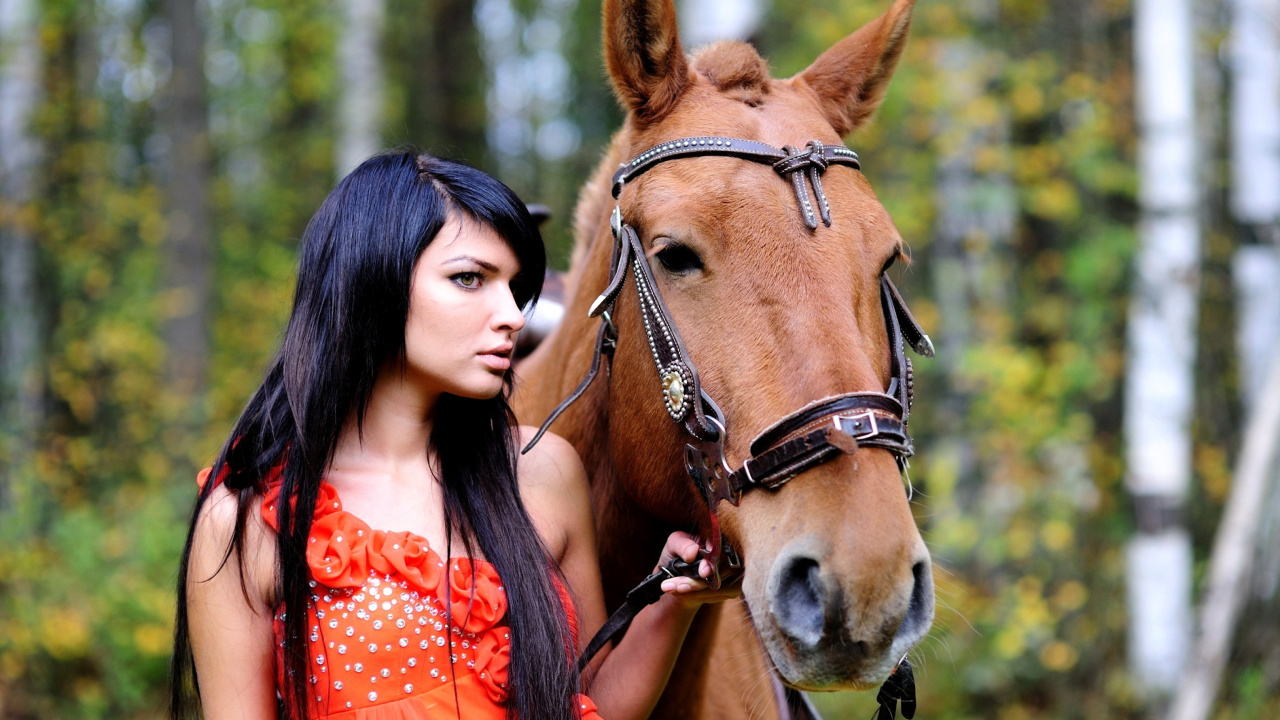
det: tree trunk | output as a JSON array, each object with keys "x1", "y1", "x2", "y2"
[
  {"x1": 1216, "y1": 1, "x2": 1280, "y2": 706},
  {"x1": 0, "y1": 0, "x2": 43, "y2": 513},
  {"x1": 1229, "y1": 0, "x2": 1280, "y2": 233},
  {"x1": 335, "y1": 0, "x2": 385, "y2": 177},
  {"x1": 1167, "y1": 352, "x2": 1280, "y2": 720},
  {"x1": 1126, "y1": 0, "x2": 1199, "y2": 697},
  {"x1": 384, "y1": 0, "x2": 485, "y2": 163},
  {"x1": 930, "y1": 36, "x2": 1016, "y2": 506},
  {"x1": 1230, "y1": 0, "x2": 1280, "y2": 608},
  {"x1": 163, "y1": 0, "x2": 213, "y2": 402}
]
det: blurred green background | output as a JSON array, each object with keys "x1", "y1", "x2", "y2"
[{"x1": 1, "y1": 0, "x2": 1278, "y2": 717}]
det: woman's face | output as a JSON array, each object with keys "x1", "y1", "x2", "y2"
[{"x1": 403, "y1": 213, "x2": 528, "y2": 400}]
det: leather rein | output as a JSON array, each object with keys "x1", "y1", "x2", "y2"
[{"x1": 523, "y1": 136, "x2": 932, "y2": 717}]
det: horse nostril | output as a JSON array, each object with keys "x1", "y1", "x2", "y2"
[
  {"x1": 773, "y1": 556, "x2": 826, "y2": 646},
  {"x1": 897, "y1": 559, "x2": 934, "y2": 642}
]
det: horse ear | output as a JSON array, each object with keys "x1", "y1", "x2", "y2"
[
  {"x1": 604, "y1": 0, "x2": 689, "y2": 123},
  {"x1": 795, "y1": 0, "x2": 916, "y2": 136}
]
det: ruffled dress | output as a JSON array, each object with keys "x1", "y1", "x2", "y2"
[{"x1": 197, "y1": 467, "x2": 603, "y2": 720}]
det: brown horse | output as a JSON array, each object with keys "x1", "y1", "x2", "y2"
[{"x1": 514, "y1": 0, "x2": 933, "y2": 716}]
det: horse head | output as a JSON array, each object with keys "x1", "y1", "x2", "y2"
[{"x1": 589, "y1": 0, "x2": 934, "y2": 691}]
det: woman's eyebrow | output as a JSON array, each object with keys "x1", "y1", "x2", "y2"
[{"x1": 442, "y1": 255, "x2": 500, "y2": 272}]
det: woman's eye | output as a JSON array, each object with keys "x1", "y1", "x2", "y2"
[
  {"x1": 453, "y1": 272, "x2": 482, "y2": 288},
  {"x1": 655, "y1": 243, "x2": 703, "y2": 274}
]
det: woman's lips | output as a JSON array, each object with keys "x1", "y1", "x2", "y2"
[{"x1": 478, "y1": 348, "x2": 512, "y2": 371}]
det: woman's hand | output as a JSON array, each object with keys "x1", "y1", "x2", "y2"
[{"x1": 654, "y1": 531, "x2": 742, "y2": 605}]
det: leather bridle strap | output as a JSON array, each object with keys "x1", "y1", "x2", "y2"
[
  {"x1": 576, "y1": 557, "x2": 698, "y2": 671},
  {"x1": 731, "y1": 393, "x2": 912, "y2": 495},
  {"x1": 611, "y1": 137, "x2": 861, "y2": 230}
]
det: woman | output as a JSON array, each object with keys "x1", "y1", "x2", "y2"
[{"x1": 170, "y1": 152, "x2": 730, "y2": 720}]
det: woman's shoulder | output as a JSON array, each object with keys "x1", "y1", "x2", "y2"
[
  {"x1": 514, "y1": 427, "x2": 588, "y2": 494},
  {"x1": 189, "y1": 477, "x2": 277, "y2": 609},
  {"x1": 514, "y1": 428, "x2": 593, "y2": 555}
]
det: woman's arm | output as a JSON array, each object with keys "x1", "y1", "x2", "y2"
[
  {"x1": 517, "y1": 429, "x2": 738, "y2": 720},
  {"x1": 576, "y1": 533, "x2": 739, "y2": 720},
  {"x1": 186, "y1": 484, "x2": 280, "y2": 719}
]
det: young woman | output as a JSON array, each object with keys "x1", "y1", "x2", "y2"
[{"x1": 170, "y1": 152, "x2": 732, "y2": 720}]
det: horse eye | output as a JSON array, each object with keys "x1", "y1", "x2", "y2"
[
  {"x1": 881, "y1": 253, "x2": 898, "y2": 274},
  {"x1": 655, "y1": 243, "x2": 704, "y2": 274}
]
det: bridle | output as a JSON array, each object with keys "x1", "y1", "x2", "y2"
[
  {"x1": 524, "y1": 136, "x2": 931, "y2": 718},
  {"x1": 525, "y1": 135, "x2": 934, "y2": 583}
]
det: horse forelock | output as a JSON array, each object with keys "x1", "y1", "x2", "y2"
[{"x1": 690, "y1": 41, "x2": 770, "y2": 94}]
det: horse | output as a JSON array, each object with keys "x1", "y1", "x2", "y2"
[{"x1": 513, "y1": 0, "x2": 934, "y2": 716}]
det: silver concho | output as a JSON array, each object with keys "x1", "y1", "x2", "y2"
[{"x1": 660, "y1": 362, "x2": 693, "y2": 421}]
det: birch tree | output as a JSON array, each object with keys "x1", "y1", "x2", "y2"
[
  {"x1": 0, "y1": 0, "x2": 42, "y2": 512},
  {"x1": 930, "y1": 34, "x2": 1016, "y2": 505},
  {"x1": 1167, "y1": 2, "x2": 1280, "y2": 716},
  {"x1": 1229, "y1": 0, "x2": 1280, "y2": 609},
  {"x1": 336, "y1": 0, "x2": 385, "y2": 177},
  {"x1": 1229, "y1": 0, "x2": 1280, "y2": 238},
  {"x1": 163, "y1": 0, "x2": 213, "y2": 401},
  {"x1": 1233, "y1": 247, "x2": 1280, "y2": 607},
  {"x1": 1125, "y1": 0, "x2": 1198, "y2": 696}
]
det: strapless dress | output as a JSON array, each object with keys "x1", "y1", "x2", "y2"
[{"x1": 197, "y1": 466, "x2": 603, "y2": 719}]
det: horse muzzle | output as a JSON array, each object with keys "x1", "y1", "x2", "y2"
[{"x1": 756, "y1": 537, "x2": 935, "y2": 691}]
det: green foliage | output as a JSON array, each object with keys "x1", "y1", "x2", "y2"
[
  {"x1": 759, "y1": 0, "x2": 1263, "y2": 717},
  {"x1": 1, "y1": 0, "x2": 335, "y2": 715},
  {"x1": 0, "y1": 0, "x2": 1269, "y2": 716}
]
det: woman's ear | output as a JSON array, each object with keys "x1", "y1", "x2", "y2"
[
  {"x1": 793, "y1": 0, "x2": 917, "y2": 137},
  {"x1": 604, "y1": 0, "x2": 690, "y2": 124}
]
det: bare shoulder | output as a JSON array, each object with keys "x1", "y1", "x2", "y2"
[
  {"x1": 186, "y1": 479, "x2": 280, "y2": 716},
  {"x1": 515, "y1": 427, "x2": 594, "y2": 560},
  {"x1": 191, "y1": 482, "x2": 242, "y2": 565},
  {"x1": 189, "y1": 482, "x2": 276, "y2": 610},
  {"x1": 515, "y1": 427, "x2": 589, "y2": 498}
]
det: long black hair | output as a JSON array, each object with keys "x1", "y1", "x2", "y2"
[{"x1": 170, "y1": 151, "x2": 577, "y2": 720}]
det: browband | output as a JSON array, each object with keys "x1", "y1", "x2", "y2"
[{"x1": 611, "y1": 137, "x2": 861, "y2": 231}]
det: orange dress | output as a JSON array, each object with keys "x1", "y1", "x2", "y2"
[{"x1": 197, "y1": 467, "x2": 604, "y2": 719}]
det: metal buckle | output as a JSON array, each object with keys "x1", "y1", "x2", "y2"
[{"x1": 835, "y1": 410, "x2": 878, "y2": 441}]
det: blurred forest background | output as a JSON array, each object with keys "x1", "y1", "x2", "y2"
[{"x1": 2, "y1": 0, "x2": 1280, "y2": 717}]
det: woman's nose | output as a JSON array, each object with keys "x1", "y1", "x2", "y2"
[{"x1": 493, "y1": 288, "x2": 527, "y2": 333}]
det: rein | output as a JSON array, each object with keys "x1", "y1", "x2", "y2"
[{"x1": 524, "y1": 136, "x2": 931, "y2": 719}]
